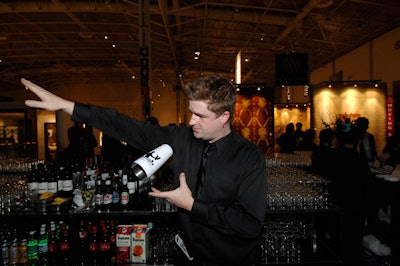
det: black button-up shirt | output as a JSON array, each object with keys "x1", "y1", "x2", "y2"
[{"x1": 72, "y1": 103, "x2": 267, "y2": 264}]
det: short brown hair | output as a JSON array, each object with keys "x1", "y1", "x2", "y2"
[{"x1": 184, "y1": 75, "x2": 236, "y2": 122}]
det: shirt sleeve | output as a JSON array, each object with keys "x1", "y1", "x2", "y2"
[{"x1": 71, "y1": 102, "x2": 170, "y2": 152}]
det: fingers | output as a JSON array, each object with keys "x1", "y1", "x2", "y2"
[
  {"x1": 21, "y1": 78, "x2": 43, "y2": 94},
  {"x1": 24, "y1": 99, "x2": 43, "y2": 109},
  {"x1": 150, "y1": 187, "x2": 161, "y2": 193},
  {"x1": 178, "y1": 172, "x2": 187, "y2": 187}
]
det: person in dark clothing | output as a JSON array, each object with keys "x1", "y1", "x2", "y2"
[
  {"x1": 22, "y1": 76, "x2": 267, "y2": 266},
  {"x1": 367, "y1": 135, "x2": 400, "y2": 246},
  {"x1": 378, "y1": 135, "x2": 400, "y2": 167},
  {"x1": 297, "y1": 128, "x2": 318, "y2": 151},
  {"x1": 82, "y1": 125, "x2": 97, "y2": 162},
  {"x1": 57, "y1": 125, "x2": 85, "y2": 167},
  {"x1": 327, "y1": 125, "x2": 370, "y2": 266},
  {"x1": 276, "y1": 122, "x2": 296, "y2": 153},
  {"x1": 355, "y1": 117, "x2": 377, "y2": 163},
  {"x1": 311, "y1": 128, "x2": 334, "y2": 177},
  {"x1": 294, "y1": 122, "x2": 305, "y2": 148},
  {"x1": 101, "y1": 133, "x2": 125, "y2": 170}
]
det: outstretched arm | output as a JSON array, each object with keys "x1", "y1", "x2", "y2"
[{"x1": 21, "y1": 78, "x2": 75, "y2": 115}]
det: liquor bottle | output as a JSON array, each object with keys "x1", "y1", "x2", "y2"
[
  {"x1": 9, "y1": 238, "x2": 19, "y2": 266},
  {"x1": 87, "y1": 223, "x2": 99, "y2": 265},
  {"x1": 17, "y1": 238, "x2": 28, "y2": 265},
  {"x1": 2, "y1": 238, "x2": 10, "y2": 266},
  {"x1": 120, "y1": 174, "x2": 129, "y2": 211},
  {"x1": 61, "y1": 165, "x2": 73, "y2": 198},
  {"x1": 109, "y1": 219, "x2": 117, "y2": 264},
  {"x1": 58, "y1": 223, "x2": 70, "y2": 265},
  {"x1": 37, "y1": 227, "x2": 48, "y2": 265},
  {"x1": 47, "y1": 226, "x2": 58, "y2": 266},
  {"x1": 47, "y1": 165, "x2": 58, "y2": 194},
  {"x1": 27, "y1": 163, "x2": 38, "y2": 194},
  {"x1": 94, "y1": 177, "x2": 104, "y2": 212},
  {"x1": 127, "y1": 169, "x2": 136, "y2": 211},
  {"x1": 111, "y1": 173, "x2": 121, "y2": 211},
  {"x1": 84, "y1": 160, "x2": 96, "y2": 190},
  {"x1": 77, "y1": 220, "x2": 87, "y2": 265},
  {"x1": 78, "y1": 220, "x2": 87, "y2": 248},
  {"x1": 103, "y1": 178, "x2": 112, "y2": 212},
  {"x1": 98, "y1": 221, "x2": 111, "y2": 265},
  {"x1": 37, "y1": 163, "x2": 48, "y2": 195},
  {"x1": 26, "y1": 230, "x2": 39, "y2": 265},
  {"x1": 56, "y1": 165, "x2": 64, "y2": 194}
]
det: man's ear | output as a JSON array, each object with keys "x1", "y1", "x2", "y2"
[{"x1": 220, "y1": 110, "x2": 230, "y2": 125}]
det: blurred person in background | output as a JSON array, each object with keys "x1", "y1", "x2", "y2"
[
  {"x1": 57, "y1": 124, "x2": 85, "y2": 167},
  {"x1": 355, "y1": 117, "x2": 377, "y2": 163},
  {"x1": 276, "y1": 122, "x2": 296, "y2": 153}
]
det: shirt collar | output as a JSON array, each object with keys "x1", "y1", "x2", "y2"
[{"x1": 208, "y1": 131, "x2": 234, "y2": 154}]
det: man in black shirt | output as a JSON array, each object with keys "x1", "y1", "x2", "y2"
[{"x1": 22, "y1": 76, "x2": 267, "y2": 266}]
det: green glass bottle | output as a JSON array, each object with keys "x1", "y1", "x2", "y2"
[{"x1": 26, "y1": 230, "x2": 39, "y2": 265}]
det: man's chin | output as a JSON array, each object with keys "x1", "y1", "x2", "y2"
[{"x1": 192, "y1": 131, "x2": 202, "y2": 139}]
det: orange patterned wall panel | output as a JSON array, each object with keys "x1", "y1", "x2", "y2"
[{"x1": 233, "y1": 94, "x2": 274, "y2": 155}]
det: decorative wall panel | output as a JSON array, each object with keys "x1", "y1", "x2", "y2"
[{"x1": 233, "y1": 93, "x2": 274, "y2": 155}]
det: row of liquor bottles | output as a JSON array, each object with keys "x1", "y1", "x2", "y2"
[
  {"x1": 1, "y1": 216, "x2": 323, "y2": 266},
  {"x1": 0, "y1": 218, "x2": 178, "y2": 266},
  {"x1": 1, "y1": 161, "x2": 175, "y2": 214},
  {"x1": 1, "y1": 220, "x2": 74, "y2": 265}
]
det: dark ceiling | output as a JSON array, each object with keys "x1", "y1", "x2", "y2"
[{"x1": 1, "y1": 0, "x2": 400, "y2": 95}]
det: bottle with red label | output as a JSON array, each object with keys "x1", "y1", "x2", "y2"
[
  {"x1": 87, "y1": 223, "x2": 99, "y2": 265},
  {"x1": 94, "y1": 177, "x2": 104, "y2": 212},
  {"x1": 47, "y1": 225, "x2": 58, "y2": 266},
  {"x1": 98, "y1": 220, "x2": 111, "y2": 265},
  {"x1": 77, "y1": 220, "x2": 88, "y2": 265},
  {"x1": 120, "y1": 174, "x2": 130, "y2": 211},
  {"x1": 58, "y1": 223, "x2": 70, "y2": 265},
  {"x1": 109, "y1": 219, "x2": 117, "y2": 264},
  {"x1": 102, "y1": 178, "x2": 113, "y2": 212}
]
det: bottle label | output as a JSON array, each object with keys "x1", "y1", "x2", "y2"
[
  {"x1": 112, "y1": 191, "x2": 120, "y2": 204},
  {"x1": 47, "y1": 243, "x2": 57, "y2": 253},
  {"x1": 1, "y1": 243, "x2": 9, "y2": 260},
  {"x1": 28, "y1": 182, "x2": 38, "y2": 191},
  {"x1": 121, "y1": 192, "x2": 129, "y2": 205},
  {"x1": 37, "y1": 183, "x2": 48, "y2": 194},
  {"x1": 99, "y1": 242, "x2": 110, "y2": 251},
  {"x1": 27, "y1": 244, "x2": 38, "y2": 260},
  {"x1": 38, "y1": 244, "x2": 48, "y2": 253},
  {"x1": 59, "y1": 242, "x2": 70, "y2": 251},
  {"x1": 127, "y1": 181, "x2": 136, "y2": 190},
  {"x1": 48, "y1": 182, "x2": 57, "y2": 193},
  {"x1": 79, "y1": 231, "x2": 87, "y2": 239},
  {"x1": 9, "y1": 245, "x2": 18, "y2": 264},
  {"x1": 95, "y1": 194, "x2": 104, "y2": 205},
  {"x1": 18, "y1": 245, "x2": 28, "y2": 264},
  {"x1": 103, "y1": 193, "x2": 112, "y2": 205},
  {"x1": 58, "y1": 180, "x2": 63, "y2": 191},
  {"x1": 89, "y1": 243, "x2": 98, "y2": 252},
  {"x1": 62, "y1": 180, "x2": 73, "y2": 192}
]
